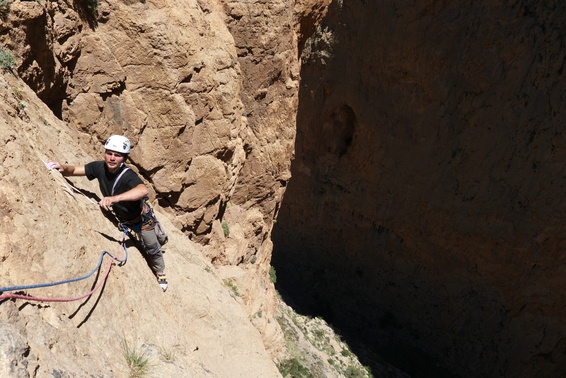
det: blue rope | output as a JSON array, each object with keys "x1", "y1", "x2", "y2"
[{"x1": 0, "y1": 232, "x2": 128, "y2": 293}]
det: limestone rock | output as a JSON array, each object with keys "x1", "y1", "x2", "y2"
[
  {"x1": 0, "y1": 72, "x2": 281, "y2": 376},
  {"x1": 0, "y1": 0, "x2": 333, "y2": 375},
  {"x1": 0, "y1": 323, "x2": 31, "y2": 378}
]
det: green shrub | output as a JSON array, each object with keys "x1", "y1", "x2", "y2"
[
  {"x1": 225, "y1": 281, "x2": 240, "y2": 296},
  {"x1": 277, "y1": 358, "x2": 313, "y2": 378},
  {"x1": 221, "y1": 221, "x2": 230, "y2": 236},
  {"x1": 12, "y1": 87, "x2": 22, "y2": 100},
  {"x1": 343, "y1": 364, "x2": 373, "y2": 378},
  {"x1": 269, "y1": 266, "x2": 277, "y2": 283},
  {"x1": 86, "y1": 0, "x2": 98, "y2": 13},
  {"x1": 0, "y1": 48, "x2": 16, "y2": 71}
]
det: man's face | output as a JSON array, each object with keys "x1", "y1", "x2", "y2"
[{"x1": 104, "y1": 149, "x2": 126, "y2": 172}]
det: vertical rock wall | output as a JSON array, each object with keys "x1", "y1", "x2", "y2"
[
  {"x1": 0, "y1": 0, "x2": 329, "y2": 358},
  {"x1": 273, "y1": 1, "x2": 566, "y2": 377}
]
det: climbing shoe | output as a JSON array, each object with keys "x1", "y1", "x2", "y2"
[{"x1": 157, "y1": 273, "x2": 168, "y2": 292}]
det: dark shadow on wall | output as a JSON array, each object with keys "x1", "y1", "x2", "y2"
[
  {"x1": 271, "y1": 62, "x2": 462, "y2": 376},
  {"x1": 275, "y1": 0, "x2": 566, "y2": 377},
  {"x1": 271, "y1": 1, "x2": 502, "y2": 376},
  {"x1": 272, "y1": 213, "x2": 460, "y2": 378}
]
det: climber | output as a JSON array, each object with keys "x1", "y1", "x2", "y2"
[{"x1": 46, "y1": 135, "x2": 169, "y2": 291}]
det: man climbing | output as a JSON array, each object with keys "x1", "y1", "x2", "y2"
[{"x1": 47, "y1": 135, "x2": 168, "y2": 291}]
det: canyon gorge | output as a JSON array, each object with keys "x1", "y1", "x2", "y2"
[
  {"x1": 0, "y1": 0, "x2": 565, "y2": 377},
  {"x1": 274, "y1": 1, "x2": 566, "y2": 377}
]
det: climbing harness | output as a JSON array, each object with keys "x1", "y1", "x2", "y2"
[
  {"x1": 0, "y1": 231, "x2": 129, "y2": 303},
  {"x1": 111, "y1": 166, "x2": 130, "y2": 196},
  {"x1": 119, "y1": 198, "x2": 168, "y2": 245}
]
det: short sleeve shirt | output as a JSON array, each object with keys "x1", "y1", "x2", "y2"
[{"x1": 85, "y1": 161, "x2": 144, "y2": 221}]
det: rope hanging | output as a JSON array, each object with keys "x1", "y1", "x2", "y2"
[
  {"x1": 0, "y1": 232, "x2": 129, "y2": 303},
  {"x1": 0, "y1": 158, "x2": 140, "y2": 303}
]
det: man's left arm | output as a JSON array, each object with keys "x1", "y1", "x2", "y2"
[{"x1": 99, "y1": 184, "x2": 149, "y2": 210}]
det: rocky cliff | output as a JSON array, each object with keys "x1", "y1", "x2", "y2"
[
  {"x1": 274, "y1": 1, "x2": 566, "y2": 378},
  {"x1": 0, "y1": 0, "x2": 335, "y2": 376},
  {"x1": 0, "y1": 70, "x2": 281, "y2": 376}
]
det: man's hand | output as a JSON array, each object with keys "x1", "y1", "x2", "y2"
[
  {"x1": 45, "y1": 160, "x2": 64, "y2": 172},
  {"x1": 45, "y1": 160, "x2": 86, "y2": 176},
  {"x1": 99, "y1": 196, "x2": 117, "y2": 211}
]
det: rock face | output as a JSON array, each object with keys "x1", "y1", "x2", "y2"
[
  {"x1": 0, "y1": 73, "x2": 280, "y2": 376},
  {"x1": 0, "y1": 0, "x2": 330, "y2": 375},
  {"x1": 273, "y1": 1, "x2": 566, "y2": 378}
]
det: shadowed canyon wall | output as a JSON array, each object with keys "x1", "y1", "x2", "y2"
[{"x1": 273, "y1": 1, "x2": 566, "y2": 377}]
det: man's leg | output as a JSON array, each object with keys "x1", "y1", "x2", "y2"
[{"x1": 140, "y1": 227, "x2": 167, "y2": 290}]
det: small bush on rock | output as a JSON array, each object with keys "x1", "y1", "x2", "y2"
[
  {"x1": 277, "y1": 358, "x2": 313, "y2": 378},
  {"x1": 0, "y1": 48, "x2": 15, "y2": 71}
]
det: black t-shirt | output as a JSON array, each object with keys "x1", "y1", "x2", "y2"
[{"x1": 85, "y1": 161, "x2": 144, "y2": 221}]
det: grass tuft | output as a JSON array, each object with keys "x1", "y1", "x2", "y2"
[
  {"x1": 122, "y1": 337, "x2": 151, "y2": 378},
  {"x1": 225, "y1": 281, "x2": 240, "y2": 296}
]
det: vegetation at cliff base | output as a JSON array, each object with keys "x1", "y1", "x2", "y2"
[
  {"x1": 278, "y1": 357, "x2": 314, "y2": 378},
  {"x1": 275, "y1": 295, "x2": 373, "y2": 378}
]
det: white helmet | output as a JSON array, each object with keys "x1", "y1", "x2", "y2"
[{"x1": 104, "y1": 135, "x2": 131, "y2": 154}]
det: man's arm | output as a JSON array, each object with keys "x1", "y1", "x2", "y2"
[
  {"x1": 46, "y1": 161, "x2": 86, "y2": 176},
  {"x1": 99, "y1": 183, "x2": 149, "y2": 210}
]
